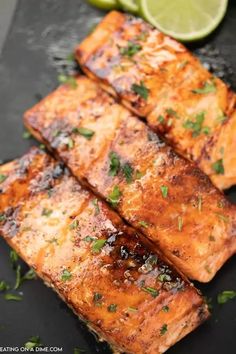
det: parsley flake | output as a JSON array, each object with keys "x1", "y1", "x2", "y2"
[
  {"x1": 107, "y1": 304, "x2": 117, "y2": 312},
  {"x1": 183, "y1": 112, "x2": 209, "y2": 137},
  {"x1": 192, "y1": 81, "x2": 216, "y2": 94},
  {"x1": 61, "y1": 269, "x2": 72, "y2": 282},
  {"x1": 122, "y1": 163, "x2": 133, "y2": 183},
  {"x1": 120, "y1": 42, "x2": 142, "y2": 57},
  {"x1": 138, "y1": 221, "x2": 149, "y2": 228},
  {"x1": 92, "y1": 239, "x2": 106, "y2": 253},
  {"x1": 0, "y1": 174, "x2": 7, "y2": 183},
  {"x1": 58, "y1": 74, "x2": 77, "y2": 89},
  {"x1": 212, "y1": 159, "x2": 224, "y2": 175},
  {"x1": 160, "y1": 185, "x2": 168, "y2": 198},
  {"x1": 162, "y1": 305, "x2": 169, "y2": 312},
  {"x1": 160, "y1": 324, "x2": 168, "y2": 335},
  {"x1": 217, "y1": 290, "x2": 236, "y2": 304},
  {"x1": 73, "y1": 127, "x2": 95, "y2": 140},
  {"x1": 69, "y1": 219, "x2": 79, "y2": 230},
  {"x1": 109, "y1": 151, "x2": 120, "y2": 176},
  {"x1": 22, "y1": 130, "x2": 32, "y2": 139},
  {"x1": 142, "y1": 286, "x2": 159, "y2": 298},
  {"x1": 132, "y1": 81, "x2": 149, "y2": 100},
  {"x1": 107, "y1": 185, "x2": 122, "y2": 207},
  {"x1": 41, "y1": 208, "x2": 53, "y2": 217}
]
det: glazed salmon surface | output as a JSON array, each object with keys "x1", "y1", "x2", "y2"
[
  {"x1": 0, "y1": 148, "x2": 209, "y2": 354},
  {"x1": 24, "y1": 77, "x2": 236, "y2": 282},
  {"x1": 76, "y1": 11, "x2": 236, "y2": 190}
]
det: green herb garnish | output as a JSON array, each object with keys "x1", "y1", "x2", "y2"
[
  {"x1": 212, "y1": 159, "x2": 224, "y2": 175},
  {"x1": 22, "y1": 130, "x2": 32, "y2": 139},
  {"x1": 183, "y1": 112, "x2": 209, "y2": 137},
  {"x1": 158, "y1": 115, "x2": 165, "y2": 123},
  {"x1": 69, "y1": 219, "x2": 79, "y2": 230},
  {"x1": 142, "y1": 286, "x2": 159, "y2": 298},
  {"x1": 122, "y1": 163, "x2": 133, "y2": 183},
  {"x1": 109, "y1": 151, "x2": 120, "y2": 176},
  {"x1": 61, "y1": 269, "x2": 72, "y2": 281},
  {"x1": 107, "y1": 185, "x2": 122, "y2": 207},
  {"x1": 192, "y1": 81, "x2": 216, "y2": 94},
  {"x1": 24, "y1": 336, "x2": 42, "y2": 349},
  {"x1": 58, "y1": 74, "x2": 77, "y2": 89},
  {"x1": 0, "y1": 280, "x2": 10, "y2": 292},
  {"x1": 0, "y1": 214, "x2": 6, "y2": 222},
  {"x1": 166, "y1": 108, "x2": 178, "y2": 118},
  {"x1": 83, "y1": 236, "x2": 95, "y2": 243},
  {"x1": 158, "y1": 274, "x2": 171, "y2": 282},
  {"x1": 92, "y1": 239, "x2": 106, "y2": 253},
  {"x1": 92, "y1": 198, "x2": 100, "y2": 215},
  {"x1": 160, "y1": 324, "x2": 168, "y2": 335},
  {"x1": 160, "y1": 185, "x2": 168, "y2": 198},
  {"x1": 162, "y1": 305, "x2": 169, "y2": 312},
  {"x1": 67, "y1": 137, "x2": 74, "y2": 149},
  {"x1": 138, "y1": 221, "x2": 149, "y2": 228},
  {"x1": 4, "y1": 293, "x2": 22, "y2": 301},
  {"x1": 10, "y1": 249, "x2": 18, "y2": 266},
  {"x1": 41, "y1": 208, "x2": 53, "y2": 217},
  {"x1": 217, "y1": 290, "x2": 236, "y2": 304},
  {"x1": 74, "y1": 127, "x2": 95, "y2": 140},
  {"x1": 120, "y1": 42, "x2": 142, "y2": 57},
  {"x1": 0, "y1": 174, "x2": 7, "y2": 183},
  {"x1": 132, "y1": 81, "x2": 149, "y2": 100},
  {"x1": 107, "y1": 304, "x2": 117, "y2": 312}
]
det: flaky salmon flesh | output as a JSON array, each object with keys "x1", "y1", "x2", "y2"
[
  {"x1": 24, "y1": 76, "x2": 236, "y2": 283},
  {"x1": 76, "y1": 11, "x2": 236, "y2": 191},
  {"x1": 0, "y1": 148, "x2": 209, "y2": 354}
]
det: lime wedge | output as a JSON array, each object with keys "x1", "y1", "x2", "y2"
[
  {"x1": 138, "y1": 0, "x2": 228, "y2": 41},
  {"x1": 88, "y1": 0, "x2": 119, "y2": 10},
  {"x1": 118, "y1": 0, "x2": 138, "y2": 14}
]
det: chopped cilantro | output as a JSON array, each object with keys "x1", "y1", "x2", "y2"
[
  {"x1": 69, "y1": 219, "x2": 79, "y2": 230},
  {"x1": 217, "y1": 290, "x2": 236, "y2": 304},
  {"x1": 61, "y1": 269, "x2": 72, "y2": 282},
  {"x1": 166, "y1": 108, "x2": 178, "y2": 118},
  {"x1": 109, "y1": 151, "x2": 120, "y2": 176},
  {"x1": 132, "y1": 81, "x2": 149, "y2": 100},
  {"x1": 160, "y1": 324, "x2": 168, "y2": 335},
  {"x1": 122, "y1": 163, "x2": 133, "y2": 183},
  {"x1": 92, "y1": 198, "x2": 100, "y2": 215},
  {"x1": 142, "y1": 286, "x2": 159, "y2": 298},
  {"x1": 22, "y1": 130, "x2": 32, "y2": 139},
  {"x1": 138, "y1": 221, "x2": 149, "y2": 228},
  {"x1": 83, "y1": 236, "x2": 95, "y2": 243},
  {"x1": 107, "y1": 185, "x2": 122, "y2": 207},
  {"x1": 158, "y1": 115, "x2": 165, "y2": 123},
  {"x1": 212, "y1": 159, "x2": 224, "y2": 174},
  {"x1": 24, "y1": 336, "x2": 42, "y2": 349},
  {"x1": 162, "y1": 305, "x2": 169, "y2": 312},
  {"x1": 107, "y1": 304, "x2": 117, "y2": 312},
  {"x1": 58, "y1": 74, "x2": 77, "y2": 89},
  {"x1": 92, "y1": 239, "x2": 106, "y2": 253},
  {"x1": 183, "y1": 112, "x2": 209, "y2": 137},
  {"x1": 0, "y1": 174, "x2": 7, "y2": 183},
  {"x1": 0, "y1": 280, "x2": 10, "y2": 292},
  {"x1": 158, "y1": 274, "x2": 171, "y2": 282},
  {"x1": 4, "y1": 293, "x2": 22, "y2": 301},
  {"x1": 192, "y1": 81, "x2": 216, "y2": 94},
  {"x1": 160, "y1": 185, "x2": 168, "y2": 198},
  {"x1": 120, "y1": 42, "x2": 142, "y2": 57},
  {"x1": 0, "y1": 214, "x2": 6, "y2": 222},
  {"x1": 73, "y1": 127, "x2": 95, "y2": 140},
  {"x1": 41, "y1": 208, "x2": 53, "y2": 217}
]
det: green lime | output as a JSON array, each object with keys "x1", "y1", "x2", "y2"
[
  {"x1": 118, "y1": 0, "x2": 138, "y2": 14},
  {"x1": 88, "y1": 0, "x2": 119, "y2": 10},
  {"x1": 138, "y1": 0, "x2": 228, "y2": 41}
]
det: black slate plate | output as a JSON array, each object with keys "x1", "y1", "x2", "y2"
[{"x1": 0, "y1": 0, "x2": 236, "y2": 353}]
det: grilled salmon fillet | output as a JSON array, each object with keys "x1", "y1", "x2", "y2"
[
  {"x1": 76, "y1": 11, "x2": 236, "y2": 190},
  {"x1": 24, "y1": 76, "x2": 236, "y2": 282},
  {"x1": 0, "y1": 148, "x2": 209, "y2": 354}
]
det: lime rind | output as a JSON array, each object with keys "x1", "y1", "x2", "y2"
[
  {"x1": 118, "y1": 0, "x2": 139, "y2": 14},
  {"x1": 138, "y1": 0, "x2": 228, "y2": 42}
]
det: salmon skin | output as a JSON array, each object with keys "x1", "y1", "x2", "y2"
[
  {"x1": 24, "y1": 76, "x2": 236, "y2": 282},
  {"x1": 76, "y1": 11, "x2": 236, "y2": 191},
  {"x1": 0, "y1": 148, "x2": 209, "y2": 354}
]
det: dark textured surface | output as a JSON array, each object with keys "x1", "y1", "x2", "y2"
[{"x1": 0, "y1": 0, "x2": 236, "y2": 353}]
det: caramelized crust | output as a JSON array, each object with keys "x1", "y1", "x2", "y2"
[
  {"x1": 24, "y1": 77, "x2": 236, "y2": 282},
  {"x1": 0, "y1": 148, "x2": 209, "y2": 354},
  {"x1": 76, "y1": 11, "x2": 236, "y2": 190}
]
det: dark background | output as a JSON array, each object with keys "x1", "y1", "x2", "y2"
[{"x1": 0, "y1": 0, "x2": 236, "y2": 353}]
